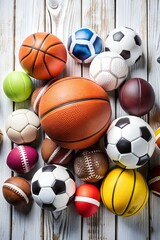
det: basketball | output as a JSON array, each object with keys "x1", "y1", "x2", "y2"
[
  {"x1": 19, "y1": 32, "x2": 67, "y2": 80},
  {"x1": 148, "y1": 165, "x2": 160, "y2": 197},
  {"x1": 39, "y1": 76, "x2": 112, "y2": 149},
  {"x1": 119, "y1": 78, "x2": 155, "y2": 116},
  {"x1": 100, "y1": 168, "x2": 149, "y2": 217}
]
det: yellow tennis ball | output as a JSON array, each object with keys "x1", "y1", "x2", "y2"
[{"x1": 100, "y1": 168, "x2": 149, "y2": 217}]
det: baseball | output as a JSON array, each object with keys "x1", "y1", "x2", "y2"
[{"x1": 7, "y1": 145, "x2": 39, "y2": 174}]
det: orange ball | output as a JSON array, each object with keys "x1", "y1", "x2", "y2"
[
  {"x1": 39, "y1": 76, "x2": 112, "y2": 149},
  {"x1": 19, "y1": 32, "x2": 67, "y2": 80}
]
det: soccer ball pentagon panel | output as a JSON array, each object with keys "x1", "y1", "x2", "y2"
[
  {"x1": 5, "y1": 109, "x2": 40, "y2": 144},
  {"x1": 89, "y1": 51, "x2": 128, "y2": 91},
  {"x1": 105, "y1": 116, "x2": 155, "y2": 169},
  {"x1": 67, "y1": 27, "x2": 102, "y2": 63},
  {"x1": 105, "y1": 27, "x2": 142, "y2": 66},
  {"x1": 31, "y1": 165, "x2": 76, "y2": 211}
]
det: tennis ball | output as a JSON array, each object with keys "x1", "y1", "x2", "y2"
[{"x1": 3, "y1": 71, "x2": 33, "y2": 102}]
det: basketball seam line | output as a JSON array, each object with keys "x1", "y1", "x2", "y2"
[
  {"x1": 132, "y1": 178, "x2": 148, "y2": 216},
  {"x1": 112, "y1": 169, "x2": 125, "y2": 215},
  {"x1": 40, "y1": 97, "x2": 110, "y2": 119},
  {"x1": 44, "y1": 77, "x2": 110, "y2": 95},
  {"x1": 31, "y1": 33, "x2": 50, "y2": 76},
  {"x1": 52, "y1": 111, "x2": 111, "y2": 144},
  {"x1": 120, "y1": 170, "x2": 136, "y2": 216},
  {"x1": 21, "y1": 43, "x2": 66, "y2": 63}
]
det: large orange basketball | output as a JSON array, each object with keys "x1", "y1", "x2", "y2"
[
  {"x1": 19, "y1": 32, "x2": 67, "y2": 80},
  {"x1": 39, "y1": 76, "x2": 112, "y2": 149}
]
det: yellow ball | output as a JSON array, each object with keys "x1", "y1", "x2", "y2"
[
  {"x1": 155, "y1": 127, "x2": 160, "y2": 152},
  {"x1": 100, "y1": 168, "x2": 149, "y2": 217}
]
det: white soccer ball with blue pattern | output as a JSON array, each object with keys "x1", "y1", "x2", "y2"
[
  {"x1": 105, "y1": 116, "x2": 155, "y2": 169},
  {"x1": 105, "y1": 27, "x2": 143, "y2": 66},
  {"x1": 31, "y1": 165, "x2": 76, "y2": 211},
  {"x1": 67, "y1": 27, "x2": 102, "y2": 63}
]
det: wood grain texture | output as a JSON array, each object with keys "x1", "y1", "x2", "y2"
[
  {"x1": 148, "y1": 0, "x2": 160, "y2": 239},
  {"x1": 81, "y1": 1, "x2": 116, "y2": 240},
  {"x1": 11, "y1": 1, "x2": 45, "y2": 240},
  {"x1": 115, "y1": 1, "x2": 149, "y2": 239},
  {"x1": 45, "y1": 1, "x2": 82, "y2": 239},
  {"x1": 0, "y1": 1, "x2": 14, "y2": 239}
]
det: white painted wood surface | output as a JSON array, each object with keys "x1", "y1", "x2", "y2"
[{"x1": 0, "y1": 0, "x2": 160, "y2": 239}]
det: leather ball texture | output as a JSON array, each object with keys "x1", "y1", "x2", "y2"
[
  {"x1": 7, "y1": 145, "x2": 39, "y2": 174},
  {"x1": 2, "y1": 176, "x2": 31, "y2": 206},
  {"x1": 39, "y1": 76, "x2": 112, "y2": 149},
  {"x1": 74, "y1": 184, "x2": 100, "y2": 217},
  {"x1": 148, "y1": 165, "x2": 160, "y2": 197},
  {"x1": 19, "y1": 32, "x2": 67, "y2": 80},
  {"x1": 31, "y1": 79, "x2": 54, "y2": 114},
  {"x1": 5, "y1": 109, "x2": 40, "y2": 144},
  {"x1": 100, "y1": 168, "x2": 149, "y2": 217},
  {"x1": 41, "y1": 138, "x2": 75, "y2": 166},
  {"x1": 119, "y1": 78, "x2": 155, "y2": 116},
  {"x1": 74, "y1": 145, "x2": 109, "y2": 182},
  {"x1": 89, "y1": 51, "x2": 128, "y2": 91}
]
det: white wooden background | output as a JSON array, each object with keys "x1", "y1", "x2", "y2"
[{"x1": 0, "y1": 0, "x2": 160, "y2": 239}]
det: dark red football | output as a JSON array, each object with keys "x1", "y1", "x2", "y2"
[
  {"x1": 148, "y1": 165, "x2": 160, "y2": 197},
  {"x1": 119, "y1": 78, "x2": 155, "y2": 116}
]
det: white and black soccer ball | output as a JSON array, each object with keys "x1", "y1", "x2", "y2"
[
  {"x1": 105, "y1": 27, "x2": 143, "y2": 66},
  {"x1": 89, "y1": 51, "x2": 128, "y2": 91},
  {"x1": 67, "y1": 27, "x2": 102, "y2": 63},
  {"x1": 31, "y1": 165, "x2": 76, "y2": 211},
  {"x1": 5, "y1": 109, "x2": 40, "y2": 144},
  {"x1": 105, "y1": 116, "x2": 155, "y2": 169}
]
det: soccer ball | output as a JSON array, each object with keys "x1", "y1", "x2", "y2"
[
  {"x1": 67, "y1": 27, "x2": 102, "y2": 63},
  {"x1": 89, "y1": 51, "x2": 128, "y2": 91},
  {"x1": 105, "y1": 116, "x2": 155, "y2": 169},
  {"x1": 105, "y1": 27, "x2": 143, "y2": 66},
  {"x1": 5, "y1": 109, "x2": 40, "y2": 144},
  {"x1": 31, "y1": 165, "x2": 76, "y2": 211}
]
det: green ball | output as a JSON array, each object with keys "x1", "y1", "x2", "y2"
[{"x1": 3, "y1": 71, "x2": 34, "y2": 102}]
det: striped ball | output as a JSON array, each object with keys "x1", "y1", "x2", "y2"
[
  {"x1": 74, "y1": 184, "x2": 100, "y2": 217},
  {"x1": 148, "y1": 165, "x2": 160, "y2": 197},
  {"x1": 41, "y1": 138, "x2": 75, "y2": 166},
  {"x1": 155, "y1": 127, "x2": 160, "y2": 152},
  {"x1": 100, "y1": 168, "x2": 149, "y2": 217}
]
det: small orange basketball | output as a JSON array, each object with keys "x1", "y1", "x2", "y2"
[
  {"x1": 19, "y1": 32, "x2": 67, "y2": 80},
  {"x1": 39, "y1": 76, "x2": 112, "y2": 149}
]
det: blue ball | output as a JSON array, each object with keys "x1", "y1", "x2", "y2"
[{"x1": 67, "y1": 28, "x2": 102, "y2": 63}]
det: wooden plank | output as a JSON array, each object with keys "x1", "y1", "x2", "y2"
[
  {"x1": 81, "y1": 1, "x2": 116, "y2": 240},
  {"x1": 45, "y1": 1, "x2": 82, "y2": 239},
  {"x1": 11, "y1": 1, "x2": 45, "y2": 240},
  {"x1": 115, "y1": 0, "x2": 149, "y2": 240},
  {"x1": 147, "y1": 0, "x2": 160, "y2": 239},
  {"x1": 0, "y1": 1, "x2": 14, "y2": 239}
]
